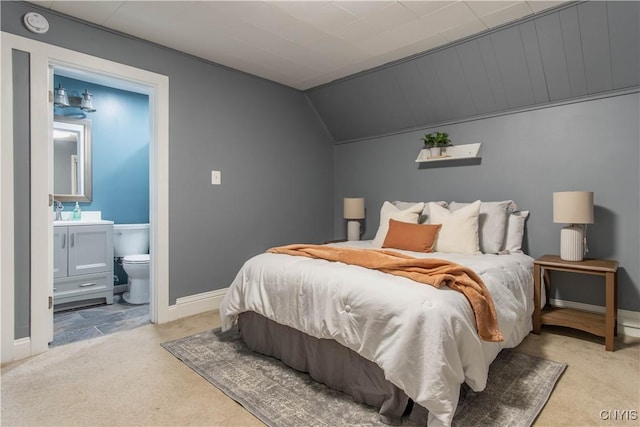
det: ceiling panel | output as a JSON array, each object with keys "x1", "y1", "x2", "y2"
[
  {"x1": 335, "y1": 1, "x2": 392, "y2": 19},
  {"x1": 431, "y1": 48, "x2": 477, "y2": 117},
  {"x1": 535, "y1": 12, "x2": 572, "y2": 101},
  {"x1": 559, "y1": 7, "x2": 588, "y2": 98},
  {"x1": 456, "y1": 40, "x2": 497, "y2": 114},
  {"x1": 29, "y1": 1, "x2": 569, "y2": 90},
  {"x1": 307, "y1": 1, "x2": 639, "y2": 142},
  {"x1": 476, "y1": 35, "x2": 509, "y2": 111},
  {"x1": 490, "y1": 26, "x2": 536, "y2": 108},
  {"x1": 479, "y1": 2, "x2": 533, "y2": 28},
  {"x1": 519, "y1": 21, "x2": 550, "y2": 104},
  {"x1": 399, "y1": 1, "x2": 451, "y2": 17},
  {"x1": 363, "y1": 2, "x2": 418, "y2": 32},
  {"x1": 440, "y1": 19, "x2": 487, "y2": 42},
  {"x1": 606, "y1": 1, "x2": 639, "y2": 89},
  {"x1": 466, "y1": 1, "x2": 521, "y2": 17}
]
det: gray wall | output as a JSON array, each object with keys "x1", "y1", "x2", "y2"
[
  {"x1": 308, "y1": 1, "x2": 640, "y2": 142},
  {"x1": 2, "y1": 0, "x2": 334, "y2": 324},
  {"x1": 333, "y1": 93, "x2": 640, "y2": 311}
]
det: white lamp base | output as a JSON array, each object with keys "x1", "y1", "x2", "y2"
[
  {"x1": 560, "y1": 225, "x2": 585, "y2": 261},
  {"x1": 347, "y1": 220, "x2": 361, "y2": 241}
]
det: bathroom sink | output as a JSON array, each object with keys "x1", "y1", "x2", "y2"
[
  {"x1": 52, "y1": 210, "x2": 112, "y2": 226},
  {"x1": 53, "y1": 219, "x2": 114, "y2": 226}
]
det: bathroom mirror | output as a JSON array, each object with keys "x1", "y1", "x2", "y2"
[{"x1": 53, "y1": 116, "x2": 92, "y2": 202}]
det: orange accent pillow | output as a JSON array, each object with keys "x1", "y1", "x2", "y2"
[{"x1": 382, "y1": 219, "x2": 442, "y2": 253}]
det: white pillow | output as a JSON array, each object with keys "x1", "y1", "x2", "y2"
[
  {"x1": 429, "y1": 200, "x2": 481, "y2": 255},
  {"x1": 392, "y1": 200, "x2": 448, "y2": 223},
  {"x1": 449, "y1": 200, "x2": 515, "y2": 254},
  {"x1": 502, "y1": 210, "x2": 529, "y2": 254},
  {"x1": 372, "y1": 201, "x2": 424, "y2": 247}
]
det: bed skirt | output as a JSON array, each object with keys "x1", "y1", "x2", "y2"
[{"x1": 238, "y1": 311, "x2": 431, "y2": 425}]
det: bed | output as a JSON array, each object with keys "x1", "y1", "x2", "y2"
[{"x1": 220, "y1": 200, "x2": 534, "y2": 427}]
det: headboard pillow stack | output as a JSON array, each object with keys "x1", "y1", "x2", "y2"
[{"x1": 374, "y1": 199, "x2": 528, "y2": 255}]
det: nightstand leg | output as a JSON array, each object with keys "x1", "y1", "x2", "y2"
[
  {"x1": 533, "y1": 264, "x2": 541, "y2": 334},
  {"x1": 605, "y1": 271, "x2": 616, "y2": 351},
  {"x1": 543, "y1": 269, "x2": 551, "y2": 306}
]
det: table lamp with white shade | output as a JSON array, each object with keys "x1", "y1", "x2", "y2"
[
  {"x1": 344, "y1": 197, "x2": 365, "y2": 241},
  {"x1": 553, "y1": 191, "x2": 594, "y2": 261}
]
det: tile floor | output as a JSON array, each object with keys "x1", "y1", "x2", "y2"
[{"x1": 52, "y1": 293, "x2": 150, "y2": 346}]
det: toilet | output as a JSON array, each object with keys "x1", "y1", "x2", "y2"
[{"x1": 113, "y1": 223, "x2": 150, "y2": 304}]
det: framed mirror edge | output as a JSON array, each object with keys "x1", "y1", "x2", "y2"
[{"x1": 53, "y1": 115, "x2": 93, "y2": 202}]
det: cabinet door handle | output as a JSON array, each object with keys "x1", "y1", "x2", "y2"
[
  {"x1": 70, "y1": 233, "x2": 74, "y2": 247},
  {"x1": 61, "y1": 233, "x2": 66, "y2": 249},
  {"x1": 79, "y1": 282, "x2": 96, "y2": 287}
]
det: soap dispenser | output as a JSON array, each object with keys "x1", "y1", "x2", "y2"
[{"x1": 72, "y1": 202, "x2": 82, "y2": 221}]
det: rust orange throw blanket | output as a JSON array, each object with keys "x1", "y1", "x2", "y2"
[{"x1": 268, "y1": 244, "x2": 503, "y2": 342}]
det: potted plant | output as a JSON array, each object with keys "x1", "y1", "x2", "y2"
[{"x1": 420, "y1": 132, "x2": 451, "y2": 157}]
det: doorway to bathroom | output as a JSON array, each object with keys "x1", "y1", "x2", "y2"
[
  {"x1": 51, "y1": 69, "x2": 152, "y2": 346},
  {"x1": 1, "y1": 32, "x2": 170, "y2": 362}
]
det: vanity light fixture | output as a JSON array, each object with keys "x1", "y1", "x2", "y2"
[
  {"x1": 80, "y1": 89, "x2": 96, "y2": 112},
  {"x1": 53, "y1": 85, "x2": 96, "y2": 113},
  {"x1": 53, "y1": 84, "x2": 69, "y2": 108}
]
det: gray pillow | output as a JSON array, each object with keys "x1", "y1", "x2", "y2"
[{"x1": 448, "y1": 200, "x2": 517, "y2": 254}]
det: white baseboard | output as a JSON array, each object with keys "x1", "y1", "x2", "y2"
[
  {"x1": 549, "y1": 298, "x2": 640, "y2": 338},
  {"x1": 12, "y1": 337, "x2": 31, "y2": 362},
  {"x1": 164, "y1": 287, "x2": 228, "y2": 323}
]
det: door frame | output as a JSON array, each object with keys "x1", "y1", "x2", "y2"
[{"x1": 1, "y1": 32, "x2": 170, "y2": 362}]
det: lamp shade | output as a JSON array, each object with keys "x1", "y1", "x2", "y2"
[
  {"x1": 553, "y1": 191, "x2": 594, "y2": 224},
  {"x1": 344, "y1": 197, "x2": 365, "y2": 219}
]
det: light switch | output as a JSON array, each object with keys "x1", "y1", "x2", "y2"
[{"x1": 211, "y1": 170, "x2": 221, "y2": 185}]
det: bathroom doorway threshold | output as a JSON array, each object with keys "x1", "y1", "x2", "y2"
[{"x1": 51, "y1": 293, "x2": 151, "y2": 347}]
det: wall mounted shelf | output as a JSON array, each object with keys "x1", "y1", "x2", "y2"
[{"x1": 416, "y1": 143, "x2": 481, "y2": 163}]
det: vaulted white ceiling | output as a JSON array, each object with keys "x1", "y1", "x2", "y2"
[{"x1": 29, "y1": 1, "x2": 567, "y2": 90}]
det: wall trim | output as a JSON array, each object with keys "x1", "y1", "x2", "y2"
[
  {"x1": 165, "y1": 288, "x2": 228, "y2": 323},
  {"x1": 12, "y1": 338, "x2": 31, "y2": 363},
  {"x1": 550, "y1": 298, "x2": 640, "y2": 338},
  {"x1": 1, "y1": 39, "x2": 16, "y2": 363}
]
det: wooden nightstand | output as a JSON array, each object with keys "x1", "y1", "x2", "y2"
[{"x1": 532, "y1": 254, "x2": 619, "y2": 351}]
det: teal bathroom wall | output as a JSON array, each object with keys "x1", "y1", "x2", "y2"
[{"x1": 54, "y1": 75, "x2": 150, "y2": 224}]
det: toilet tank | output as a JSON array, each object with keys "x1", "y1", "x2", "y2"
[{"x1": 113, "y1": 223, "x2": 150, "y2": 257}]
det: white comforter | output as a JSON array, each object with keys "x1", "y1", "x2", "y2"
[{"x1": 220, "y1": 241, "x2": 534, "y2": 426}]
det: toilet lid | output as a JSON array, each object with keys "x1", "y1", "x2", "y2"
[{"x1": 123, "y1": 254, "x2": 150, "y2": 264}]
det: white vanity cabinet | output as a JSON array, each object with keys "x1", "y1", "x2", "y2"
[{"x1": 53, "y1": 222, "x2": 114, "y2": 309}]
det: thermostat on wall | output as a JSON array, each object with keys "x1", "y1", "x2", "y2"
[{"x1": 23, "y1": 12, "x2": 50, "y2": 34}]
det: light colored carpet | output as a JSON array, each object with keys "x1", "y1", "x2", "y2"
[
  {"x1": 2, "y1": 311, "x2": 639, "y2": 427},
  {"x1": 161, "y1": 327, "x2": 566, "y2": 427}
]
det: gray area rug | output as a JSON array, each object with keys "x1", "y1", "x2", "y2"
[{"x1": 162, "y1": 328, "x2": 566, "y2": 427}]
